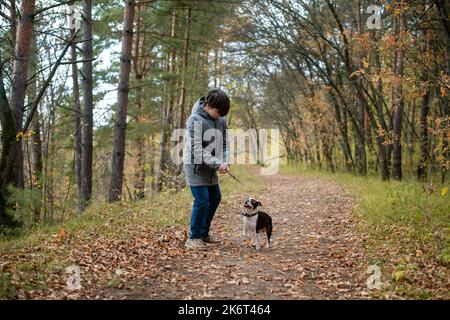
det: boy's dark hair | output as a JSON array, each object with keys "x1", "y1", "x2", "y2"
[{"x1": 205, "y1": 88, "x2": 230, "y2": 117}]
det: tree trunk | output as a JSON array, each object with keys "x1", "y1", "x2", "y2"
[
  {"x1": 149, "y1": 134, "x2": 156, "y2": 194},
  {"x1": 177, "y1": 5, "x2": 191, "y2": 130},
  {"x1": 392, "y1": 0, "x2": 407, "y2": 180},
  {"x1": 213, "y1": 47, "x2": 219, "y2": 88},
  {"x1": 80, "y1": 0, "x2": 94, "y2": 209},
  {"x1": 313, "y1": 126, "x2": 322, "y2": 169},
  {"x1": 355, "y1": 85, "x2": 367, "y2": 176},
  {"x1": 370, "y1": 30, "x2": 389, "y2": 180},
  {"x1": 69, "y1": 15, "x2": 83, "y2": 213},
  {"x1": 417, "y1": 4, "x2": 432, "y2": 181},
  {"x1": 0, "y1": 69, "x2": 19, "y2": 229},
  {"x1": 406, "y1": 99, "x2": 416, "y2": 171},
  {"x1": 322, "y1": 136, "x2": 335, "y2": 173},
  {"x1": 355, "y1": 0, "x2": 366, "y2": 176},
  {"x1": 175, "y1": 6, "x2": 191, "y2": 177},
  {"x1": 27, "y1": 35, "x2": 42, "y2": 223},
  {"x1": 10, "y1": 0, "x2": 36, "y2": 189},
  {"x1": 28, "y1": 35, "x2": 43, "y2": 186},
  {"x1": 132, "y1": 4, "x2": 146, "y2": 199},
  {"x1": 134, "y1": 135, "x2": 146, "y2": 199},
  {"x1": 429, "y1": 122, "x2": 437, "y2": 176},
  {"x1": 189, "y1": 50, "x2": 200, "y2": 103},
  {"x1": 9, "y1": 0, "x2": 17, "y2": 51},
  {"x1": 441, "y1": 47, "x2": 450, "y2": 183},
  {"x1": 437, "y1": 0, "x2": 450, "y2": 182},
  {"x1": 156, "y1": 11, "x2": 177, "y2": 192},
  {"x1": 108, "y1": 0, "x2": 136, "y2": 202},
  {"x1": 418, "y1": 81, "x2": 430, "y2": 180},
  {"x1": 133, "y1": 85, "x2": 146, "y2": 199},
  {"x1": 202, "y1": 48, "x2": 209, "y2": 91},
  {"x1": 329, "y1": 92, "x2": 353, "y2": 172},
  {"x1": 435, "y1": 0, "x2": 450, "y2": 44}
]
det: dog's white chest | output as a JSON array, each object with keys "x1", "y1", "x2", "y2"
[{"x1": 243, "y1": 214, "x2": 258, "y2": 231}]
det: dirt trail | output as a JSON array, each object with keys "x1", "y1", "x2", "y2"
[{"x1": 100, "y1": 174, "x2": 369, "y2": 299}]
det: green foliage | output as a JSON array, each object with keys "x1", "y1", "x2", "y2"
[
  {"x1": 107, "y1": 276, "x2": 121, "y2": 288},
  {"x1": 440, "y1": 239, "x2": 450, "y2": 264},
  {"x1": 355, "y1": 180, "x2": 448, "y2": 235},
  {"x1": 0, "y1": 272, "x2": 16, "y2": 298},
  {"x1": 6, "y1": 186, "x2": 42, "y2": 232}
]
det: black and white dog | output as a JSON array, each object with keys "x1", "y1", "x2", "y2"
[{"x1": 242, "y1": 198, "x2": 273, "y2": 250}]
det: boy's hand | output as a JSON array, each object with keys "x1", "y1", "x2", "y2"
[{"x1": 218, "y1": 163, "x2": 229, "y2": 173}]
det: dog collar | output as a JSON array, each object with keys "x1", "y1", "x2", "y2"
[{"x1": 242, "y1": 211, "x2": 258, "y2": 217}]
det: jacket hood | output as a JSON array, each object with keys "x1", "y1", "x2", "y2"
[{"x1": 191, "y1": 97, "x2": 213, "y2": 119}]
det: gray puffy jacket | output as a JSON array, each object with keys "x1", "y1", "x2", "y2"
[{"x1": 183, "y1": 97, "x2": 229, "y2": 186}]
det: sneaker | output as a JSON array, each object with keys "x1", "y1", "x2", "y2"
[
  {"x1": 202, "y1": 235, "x2": 221, "y2": 245},
  {"x1": 185, "y1": 238, "x2": 209, "y2": 250}
]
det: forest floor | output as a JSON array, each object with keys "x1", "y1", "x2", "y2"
[
  {"x1": 1, "y1": 167, "x2": 448, "y2": 299},
  {"x1": 98, "y1": 173, "x2": 369, "y2": 299}
]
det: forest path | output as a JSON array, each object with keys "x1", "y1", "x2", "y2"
[{"x1": 99, "y1": 173, "x2": 370, "y2": 299}]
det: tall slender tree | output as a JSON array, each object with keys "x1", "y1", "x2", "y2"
[
  {"x1": 175, "y1": 5, "x2": 192, "y2": 176},
  {"x1": 69, "y1": 3, "x2": 83, "y2": 212},
  {"x1": 155, "y1": 9, "x2": 177, "y2": 192},
  {"x1": 27, "y1": 33, "x2": 43, "y2": 222},
  {"x1": 418, "y1": 4, "x2": 431, "y2": 181},
  {"x1": 392, "y1": 0, "x2": 407, "y2": 180},
  {"x1": 0, "y1": 67, "x2": 19, "y2": 228},
  {"x1": 10, "y1": 0, "x2": 36, "y2": 189},
  {"x1": 108, "y1": 0, "x2": 136, "y2": 202},
  {"x1": 80, "y1": 0, "x2": 94, "y2": 209}
]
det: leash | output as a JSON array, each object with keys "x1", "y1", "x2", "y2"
[{"x1": 226, "y1": 170, "x2": 243, "y2": 184}]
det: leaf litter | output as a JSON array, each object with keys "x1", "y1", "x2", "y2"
[{"x1": 1, "y1": 173, "x2": 447, "y2": 299}]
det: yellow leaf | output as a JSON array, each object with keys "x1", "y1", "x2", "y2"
[
  {"x1": 393, "y1": 270, "x2": 406, "y2": 282},
  {"x1": 16, "y1": 131, "x2": 24, "y2": 141},
  {"x1": 441, "y1": 187, "x2": 448, "y2": 197}
]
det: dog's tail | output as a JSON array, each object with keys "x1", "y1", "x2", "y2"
[{"x1": 267, "y1": 222, "x2": 273, "y2": 243}]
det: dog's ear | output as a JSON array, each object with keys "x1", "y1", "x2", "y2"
[{"x1": 256, "y1": 201, "x2": 262, "y2": 207}]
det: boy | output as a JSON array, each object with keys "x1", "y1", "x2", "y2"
[{"x1": 183, "y1": 89, "x2": 230, "y2": 250}]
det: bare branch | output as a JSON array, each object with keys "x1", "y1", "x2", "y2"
[
  {"x1": 33, "y1": 0, "x2": 81, "y2": 17},
  {"x1": 22, "y1": 29, "x2": 80, "y2": 133}
]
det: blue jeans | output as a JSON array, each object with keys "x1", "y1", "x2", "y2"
[{"x1": 189, "y1": 184, "x2": 221, "y2": 239}]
